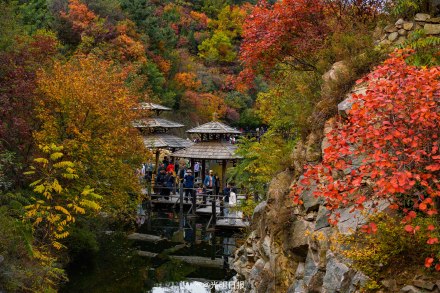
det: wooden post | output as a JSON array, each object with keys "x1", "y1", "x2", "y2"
[
  {"x1": 152, "y1": 149, "x2": 160, "y2": 190},
  {"x1": 192, "y1": 188, "x2": 196, "y2": 216},
  {"x1": 211, "y1": 198, "x2": 216, "y2": 226},
  {"x1": 201, "y1": 159, "x2": 206, "y2": 183},
  {"x1": 221, "y1": 160, "x2": 227, "y2": 191},
  {"x1": 179, "y1": 183, "x2": 184, "y2": 229}
]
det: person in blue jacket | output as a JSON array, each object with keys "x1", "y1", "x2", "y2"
[
  {"x1": 203, "y1": 170, "x2": 216, "y2": 204},
  {"x1": 183, "y1": 169, "x2": 195, "y2": 202}
]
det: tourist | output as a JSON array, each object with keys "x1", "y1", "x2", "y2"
[
  {"x1": 183, "y1": 169, "x2": 195, "y2": 203},
  {"x1": 228, "y1": 188, "x2": 237, "y2": 224},
  {"x1": 194, "y1": 161, "x2": 200, "y2": 178},
  {"x1": 214, "y1": 173, "x2": 220, "y2": 195},
  {"x1": 144, "y1": 158, "x2": 153, "y2": 183},
  {"x1": 223, "y1": 183, "x2": 231, "y2": 218},
  {"x1": 162, "y1": 156, "x2": 170, "y2": 169},
  {"x1": 203, "y1": 170, "x2": 216, "y2": 204},
  {"x1": 156, "y1": 169, "x2": 166, "y2": 196},
  {"x1": 164, "y1": 170, "x2": 174, "y2": 200}
]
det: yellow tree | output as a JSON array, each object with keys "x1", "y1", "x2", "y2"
[
  {"x1": 25, "y1": 144, "x2": 101, "y2": 250},
  {"x1": 34, "y1": 55, "x2": 145, "y2": 216}
]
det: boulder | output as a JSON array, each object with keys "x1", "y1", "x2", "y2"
[
  {"x1": 424, "y1": 23, "x2": 440, "y2": 35},
  {"x1": 290, "y1": 220, "x2": 313, "y2": 257},
  {"x1": 413, "y1": 279, "x2": 435, "y2": 290},
  {"x1": 382, "y1": 279, "x2": 398, "y2": 291},
  {"x1": 300, "y1": 180, "x2": 324, "y2": 213},
  {"x1": 322, "y1": 252, "x2": 350, "y2": 293},
  {"x1": 398, "y1": 28, "x2": 407, "y2": 35},
  {"x1": 426, "y1": 17, "x2": 440, "y2": 23},
  {"x1": 261, "y1": 235, "x2": 271, "y2": 258},
  {"x1": 395, "y1": 18, "x2": 405, "y2": 28},
  {"x1": 303, "y1": 253, "x2": 319, "y2": 286},
  {"x1": 287, "y1": 280, "x2": 307, "y2": 293},
  {"x1": 401, "y1": 285, "x2": 422, "y2": 293},
  {"x1": 295, "y1": 262, "x2": 305, "y2": 279},
  {"x1": 414, "y1": 13, "x2": 431, "y2": 22},
  {"x1": 388, "y1": 31, "x2": 399, "y2": 41},
  {"x1": 384, "y1": 24, "x2": 398, "y2": 33},
  {"x1": 338, "y1": 97, "x2": 354, "y2": 118},
  {"x1": 315, "y1": 205, "x2": 331, "y2": 230},
  {"x1": 253, "y1": 201, "x2": 267, "y2": 220},
  {"x1": 403, "y1": 22, "x2": 414, "y2": 30}
]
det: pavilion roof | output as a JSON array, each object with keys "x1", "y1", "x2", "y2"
[
  {"x1": 187, "y1": 121, "x2": 241, "y2": 134},
  {"x1": 143, "y1": 134, "x2": 193, "y2": 149},
  {"x1": 170, "y1": 141, "x2": 241, "y2": 160},
  {"x1": 133, "y1": 118, "x2": 184, "y2": 129},
  {"x1": 134, "y1": 102, "x2": 172, "y2": 111}
]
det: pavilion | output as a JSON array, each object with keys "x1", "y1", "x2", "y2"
[
  {"x1": 171, "y1": 120, "x2": 241, "y2": 191},
  {"x1": 133, "y1": 102, "x2": 192, "y2": 176}
]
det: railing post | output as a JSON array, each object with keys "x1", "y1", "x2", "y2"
[
  {"x1": 211, "y1": 196, "x2": 216, "y2": 226},
  {"x1": 192, "y1": 188, "x2": 196, "y2": 215}
]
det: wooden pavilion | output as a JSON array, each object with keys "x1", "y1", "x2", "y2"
[
  {"x1": 133, "y1": 102, "x2": 192, "y2": 176},
  {"x1": 171, "y1": 120, "x2": 241, "y2": 191}
]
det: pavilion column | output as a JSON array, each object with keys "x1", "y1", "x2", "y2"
[
  {"x1": 221, "y1": 160, "x2": 227, "y2": 191},
  {"x1": 201, "y1": 159, "x2": 206, "y2": 183},
  {"x1": 190, "y1": 158, "x2": 194, "y2": 173},
  {"x1": 154, "y1": 150, "x2": 160, "y2": 174}
]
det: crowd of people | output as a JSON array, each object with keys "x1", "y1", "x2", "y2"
[{"x1": 137, "y1": 156, "x2": 241, "y2": 224}]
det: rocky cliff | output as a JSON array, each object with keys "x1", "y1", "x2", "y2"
[{"x1": 232, "y1": 14, "x2": 440, "y2": 293}]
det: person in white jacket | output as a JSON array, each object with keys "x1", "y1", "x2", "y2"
[{"x1": 228, "y1": 190, "x2": 237, "y2": 224}]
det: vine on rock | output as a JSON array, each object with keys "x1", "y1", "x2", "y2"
[{"x1": 291, "y1": 49, "x2": 440, "y2": 268}]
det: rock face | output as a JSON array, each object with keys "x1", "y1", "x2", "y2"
[
  {"x1": 378, "y1": 14, "x2": 440, "y2": 47},
  {"x1": 233, "y1": 22, "x2": 440, "y2": 291}
]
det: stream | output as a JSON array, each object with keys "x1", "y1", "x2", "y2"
[{"x1": 61, "y1": 206, "x2": 245, "y2": 293}]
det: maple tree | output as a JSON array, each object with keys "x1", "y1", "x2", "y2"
[
  {"x1": 239, "y1": 0, "x2": 329, "y2": 84},
  {"x1": 0, "y1": 31, "x2": 59, "y2": 184},
  {"x1": 291, "y1": 49, "x2": 440, "y2": 267}
]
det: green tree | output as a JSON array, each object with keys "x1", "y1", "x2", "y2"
[{"x1": 198, "y1": 30, "x2": 236, "y2": 62}]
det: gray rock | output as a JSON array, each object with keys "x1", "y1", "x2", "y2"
[
  {"x1": 322, "y1": 251, "x2": 350, "y2": 293},
  {"x1": 295, "y1": 262, "x2": 305, "y2": 279},
  {"x1": 403, "y1": 22, "x2": 414, "y2": 30},
  {"x1": 303, "y1": 253, "x2": 318, "y2": 286},
  {"x1": 384, "y1": 24, "x2": 398, "y2": 33},
  {"x1": 388, "y1": 31, "x2": 399, "y2": 41},
  {"x1": 261, "y1": 235, "x2": 271, "y2": 258},
  {"x1": 288, "y1": 280, "x2": 307, "y2": 293},
  {"x1": 382, "y1": 279, "x2": 398, "y2": 291},
  {"x1": 424, "y1": 23, "x2": 440, "y2": 35},
  {"x1": 395, "y1": 18, "x2": 405, "y2": 28},
  {"x1": 253, "y1": 201, "x2": 267, "y2": 219},
  {"x1": 315, "y1": 205, "x2": 331, "y2": 231},
  {"x1": 249, "y1": 258, "x2": 265, "y2": 280},
  {"x1": 298, "y1": 177, "x2": 324, "y2": 213},
  {"x1": 338, "y1": 97, "x2": 354, "y2": 118},
  {"x1": 0, "y1": 255, "x2": 3, "y2": 264},
  {"x1": 413, "y1": 279, "x2": 435, "y2": 290},
  {"x1": 414, "y1": 13, "x2": 431, "y2": 22},
  {"x1": 309, "y1": 271, "x2": 325, "y2": 293},
  {"x1": 290, "y1": 220, "x2": 313, "y2": 257},
  {"x1": 401, "y1": 285, "x2": 422, "y2": 293},
  {"x1": 398, "y1": 28, "x2": 407, "y2": 35}
]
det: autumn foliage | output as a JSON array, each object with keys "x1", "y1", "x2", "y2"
[
  {"x1": 239, "y1": 0, "x2": 329, "y2": 83},
  {"x1": 292, "y1": 49, "x2": 440, "y2": 267}
]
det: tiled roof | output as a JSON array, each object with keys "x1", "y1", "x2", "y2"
[
  {"x1": 134, "y1": 102, "x2": 171, "y2": 111},
  {"x1": 143, "y1": 134, "x2": 193, "y2": 149},
  {"x1": 170, "y1": 141, "x2": 241, "y2": 160},
  {"x1": 187, "y1": 121, "x2": 241, "y2": 134},
  {"x1": 133, "y1": 118, "x2": 184, "y2": 129}
]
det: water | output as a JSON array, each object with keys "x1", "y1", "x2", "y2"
[{"x1": 62, "y1": 207, "x2": 244, "y2": 293}]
